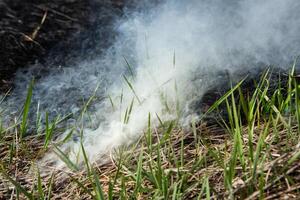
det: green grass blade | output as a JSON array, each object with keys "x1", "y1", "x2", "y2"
[
  {"x1": 59, "y1": 128, "x2": 74, "y2": 144},
  {"x1": 81, "y1": 135, "x2": 91, "y2": 176},
  {"x1": 20, "y1": 79, "x2": 34, "y2": 138},
  {"x1": 123, "y1": 75, "x2": 141, "y2": 104},
  {"x1": 68, "y1": 174, "x2": 94, "y2": 197},
  {"x1": 134, "y1": 148, "x2": 144, "y2": 195},
  {"x1": 205, "y1": 177, "x2": 211, "y2": 200},
  {"x1": 46, "y1": 172, "x2": 55, "y2": 200},
  {"x1": 108, "y1": 94, "x2": 115, "y2": 111},
  {"x1": 37, "y1": 168, "x2": 45, "y2": 199},
  {"x1": 92, "y1": 168, "x2": 105, "y2": 200},
  {"x1": 53, "y1": 144, "x2": 79, "y2": 171},
  {"x1": 123, "y1": 56, "x2": 135, "y2": 78},
  {"x1": 202, "y1": 77, "x2": 247, "y2": 117},
  {"x1": 287, "y1": 149, "x2": 300, "y2": 166},
  {"x1": 1, "y1": 170, "x2": 33, "y2": 199}
]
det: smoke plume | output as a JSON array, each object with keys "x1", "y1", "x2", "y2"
[{"x1": 3, "y1": 0, "x2": 300, "y2": 168}]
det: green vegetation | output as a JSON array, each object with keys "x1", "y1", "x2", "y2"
[{"x1": 0, "y1": 65, "x2": 300, "y2": 199}]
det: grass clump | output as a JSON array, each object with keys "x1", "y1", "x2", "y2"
[{"x1": 0, "y1": 66, "x2": 300, "y2": 199}]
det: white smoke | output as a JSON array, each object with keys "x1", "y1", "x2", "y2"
[{"x1": 5, "y1": 0, "x2": 300, "y2": 168}]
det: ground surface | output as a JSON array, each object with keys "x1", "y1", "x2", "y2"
[
  {"x1": 0, "y1": 1, "x2": 300, "y2": 199},
  {"x1": 0, "y1": 69, "x2": 299, "y2": 199},
  {"x1": 0, "y1": 0, "x2": 124, "y2": 92}
]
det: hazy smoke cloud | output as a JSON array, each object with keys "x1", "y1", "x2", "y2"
[{"x1": 3, "y1": 0, "x2": 300, "y2": 168}]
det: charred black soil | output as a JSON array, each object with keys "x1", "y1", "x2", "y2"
[{"x1": 0, "y1": 0, "x2": 124, "y2": 92}]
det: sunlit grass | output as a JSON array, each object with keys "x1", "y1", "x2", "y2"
[{"x1": 0, "y1": 65, "x2": 299, "y2": 199}]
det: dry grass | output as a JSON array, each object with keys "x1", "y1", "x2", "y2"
[
  {"x1": 0, "y1": 67, "x2": 300, "y2": 199},
  {"x1": 0, "y1": 121, "x2": 299, "y2": 199}
]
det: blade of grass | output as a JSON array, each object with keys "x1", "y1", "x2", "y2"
[
  {"x1": 123, "y1": 56, "x2": 135, "y2": 78},
  {"x1": 123, "y1": 75, "x2": 141, "y2": 104},
  {"x1": 53, "y1": 144, "x2": 79, "y2": 171},
  {"x1": 1, "y1": 170, "x2": 33, "y2": 199},
  {"x1": 20, "y1": 79, "x2": 34, "y2": 138},
  {"x1": 46, "y1": 172, "x2": 54, "y2": 200},
  {"x1": 202, "y1": 76, "x2": 247, "y2": 118},
  {"x1": 92, "y1": 168, "x2": 105, "y2": 200}
]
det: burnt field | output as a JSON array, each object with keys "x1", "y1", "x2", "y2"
[
  {"x1": 0, "y1": 0, "x2": 124, "y2": 92},
  {"x1": 0, "y1": 1, "x2": 300, "y2": 199}
]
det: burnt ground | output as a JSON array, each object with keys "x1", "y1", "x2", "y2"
[
  {"x1": 1, "y1": 0, "x2": 299, "y2": 125},
  {"x1": 0, "y1": 0, "x2": 125, "y2": 92}
]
